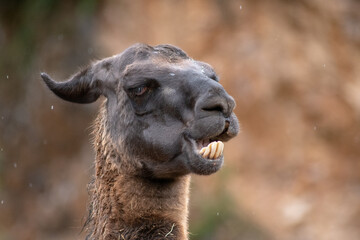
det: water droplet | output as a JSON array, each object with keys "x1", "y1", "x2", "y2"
[
  {"x1": 1, "y1": 200, "x2": 4, "y2": 204},
  {"x1": 51, "y1": 105, "x2": 54, "y2": 110},
  {"x1": 13, "y1": 163, "x2": 17, "y2": 168},
  {"x1": 6, "y1": 75, "x2": 9, "y2": 79},
  {"x1": 29, "y1": 183, "x2": 33, "y2": 188},
  {"x1": 313, "y1": 126, "x2": 317, "y2": 131},
  {"x1": 169, "y1": 73, "x2": 175, "y2": 76},
  {"x1": 0, "y1": 148, "x2": 3, "y2": 151},
  {"x1": 1, "y1": 116, "x2": 4, "y2": 120},
  {"x1": 239, "y1": 5, "x2": 242, "y2": 10},
  {"x1": 217, "y1": 212, "x2": 219, "y2": 216},
  {"x1": 323, "y1": 64, "x2": 326, "y2": 68}
]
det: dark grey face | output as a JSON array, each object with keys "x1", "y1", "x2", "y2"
[{"x1": 42, "y1": 44, "x2": 239, "y2": 179}]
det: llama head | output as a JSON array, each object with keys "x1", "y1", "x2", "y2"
[{"x1": 42, "y1": 44, "x2": 239, "y2": 178}]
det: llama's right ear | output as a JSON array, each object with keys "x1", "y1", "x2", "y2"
[{"x1": 41, "y1": 68, "x2": 102, "y2": 104}]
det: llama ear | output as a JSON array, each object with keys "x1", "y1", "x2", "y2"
[{"x1": 41, "y1": 68, "x2": 102, "y2": 104}]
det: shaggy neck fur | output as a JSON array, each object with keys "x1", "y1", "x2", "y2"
[{"x1": 85, "y1": 107, "x2": 190, "y2": 240}]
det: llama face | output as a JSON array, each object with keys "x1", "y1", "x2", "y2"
[{"x1": 42, "y1": 44, "x2": 239, "y2": 179}]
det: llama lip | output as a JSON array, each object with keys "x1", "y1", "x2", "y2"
[{"x1": 187, "y1": 137, "x2": 224, "y2": 175}]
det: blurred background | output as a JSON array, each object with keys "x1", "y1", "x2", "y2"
[{"x1": 0, "y1": 0, "x2": 359, "y2": 239}]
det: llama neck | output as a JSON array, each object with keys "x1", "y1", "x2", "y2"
[
  {"x1": 87, "y1": 108, "x2": 190, "y2": 239},
  {"x1": 88, "y1": 146, "x2": 190, "y2": 240},
  {"x1": 88, "y1": 161, "x2": 190, "y2": 240}
]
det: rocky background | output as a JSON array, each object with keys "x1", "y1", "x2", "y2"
[{"x1": 0, "y1": 0, "x2": 359, "y2": 239}]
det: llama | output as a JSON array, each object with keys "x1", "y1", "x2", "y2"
[{"x1": 41, "y1": 44, "x2": 239, "y2": 240}]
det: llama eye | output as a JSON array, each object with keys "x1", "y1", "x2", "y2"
[{"x1": 130, "y1": 86, "x2": 148, "y2": 96}]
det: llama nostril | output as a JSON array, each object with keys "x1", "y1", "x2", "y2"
[
  {"x1": 200, "y1": 97, "x2": 229, "y2": 116},
  {"x1": 202, "y1": 104, "x2": 225, "y2": 113},
  {"x1": 197, "y1": 86, "x2": 234, "y2": 117}
]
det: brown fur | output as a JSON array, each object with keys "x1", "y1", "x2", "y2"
[{"x1": 85, "y1": 106, "x2": 190, "y2": 240}]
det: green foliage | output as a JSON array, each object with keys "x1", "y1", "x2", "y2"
[
  {"x1": 189, "y1": 189, "x2": 234, "y2": 238},
  {"x1": 0, "y1": 0, "x2": 100, "y2": 103},
  {"x1": 0, "y1": 0, "x2": 99, "y2": 72},
  {"x1": 189, "y1": 170, "x2": 272, "y2": 240},
  {"x1": 76, "y1": 0, "x2": 98, "y2": 14}
]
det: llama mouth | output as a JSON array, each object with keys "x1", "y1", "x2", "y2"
[
  {"x1": 196, "y1": 140, "x2": 224, "y2": 160},
  {"x1": 185, "y1": 137, "x2": 224, "y2": 175}
]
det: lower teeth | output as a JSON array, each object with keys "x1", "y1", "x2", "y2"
[{"x1": 199, "y1": 141, "x2": 224, "y2": 159}]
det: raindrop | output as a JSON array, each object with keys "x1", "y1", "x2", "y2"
[
  {"x1": 323, "y1": 64, "x2": 326, "y2": 68},
  {"x1": 13, "y1": 163, "x2": 17, "y2": 168},
  {"x1": 216, "y1": 212, "x2": 219, "y2": 216},
  {"x1": 29, "y1": 183, "x2": 33, "y2": 188},
  {"x1": 169, "y1": 73, "x2": 175, "y2": 76},
  {"x1": 6, "y1": 75, "x2": 9, "y2": 79},
  {"x1": 240, "y1": 5, "x2": 242, "y2": 10},
  {"x1": 1, "y1": 200, "x2": 4, "y2": 204},
  {"x1": 0, "y1": 148, "x2": 3, "y2": 151},
  {"x1": 1, "y1": 116, "x2": 4, "y2": 120},
  {"x1": 51, "y1": 105, "x2": 54, "y2": 110},
  {"x1": 313, "y1": 126, "x2": 317, "y2": 131}
]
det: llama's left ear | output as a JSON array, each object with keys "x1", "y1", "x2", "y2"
[{"x1": 41, "y1": 67, "x2": 102, "y2": 104}]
